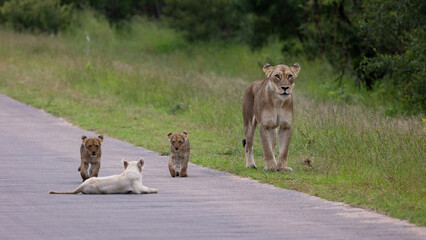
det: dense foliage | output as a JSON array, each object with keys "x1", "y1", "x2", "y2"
[
  {"x1": 357, "y1": 0, "x2": 425, "y2": 113},
  {"x1": 0, "y1": 0, "x2": 73, "y2": 33},
  {"x1": 0, "y1": 0, "x2": 424, "y2": 113},
  {"x1": 163, "y1": 0, "x2": 238, "y2": 41}
]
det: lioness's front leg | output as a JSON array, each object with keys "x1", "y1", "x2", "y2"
[
  {"x1": 277, "y1": 126, "x2": 293, "y2": 172},
  {"x1": 269, "y1": 128, "x2": 277, "y2": 154},
  {"x1": 259, "y1": 124, "x2": 277, "y2": 170}
]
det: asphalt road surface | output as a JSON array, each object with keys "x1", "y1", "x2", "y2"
[{"x1": 0, "y1": 93, "x2": 424, "y2": 240}]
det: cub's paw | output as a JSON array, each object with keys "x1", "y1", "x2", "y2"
[{"x1": 149, "y1": 188, "x2": 158, "y2": 194}]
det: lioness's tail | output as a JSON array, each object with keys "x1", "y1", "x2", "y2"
[{"x1": 242, "y1": 139, "x2": 246, "y2": 148}]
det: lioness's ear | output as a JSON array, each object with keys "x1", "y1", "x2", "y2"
[
  {"x1": 138, "y1": 158, "x2": 145, "y2": 168},
  {"x1": 167, "y1": 132, "x2": 173, "y2": 139},
  {"x1": 81, "y1": 135, "x2": 88, "y2": 143},
  {"x1": 290, "y1": 63, "x2": 301, "y2": 77},
  {"x1": 98, "y1": 135, "x2": 104, "y2": 143},
  {"x1": 263, "y1": 63, "x2": 275, "y2": 78},
  {"x1": 122, "y1": 159, "x2": 129, "y2": 169}
]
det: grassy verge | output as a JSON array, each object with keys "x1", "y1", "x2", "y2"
[{"x1": 0, "y1": 14, "x2": 424, "y2": 225}]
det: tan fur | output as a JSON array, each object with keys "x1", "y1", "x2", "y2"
[
  {"x1": 167, "y1": 131, "x2": 190, "y2": 177},
  {"x1": 78, "y1": 135, "x2": 103, "y2": 182},
  {"x1": 50, "y1": 159, "x2": 158, "y2": 194},
  {"x1": 242, "y1": 63, "x2": 301, "y2": 171}
]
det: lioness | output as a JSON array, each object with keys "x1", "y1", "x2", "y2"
[
  {"x1": 50, "y1": 159, "x2": 158, "y2": 194},
  {"x1": 167, "y1": 131, "x2": 190, "y2": 177},
  {"x1": 78, "y1": 135, "x2": 103, "y2": 182},
  {"x1": 242, "y1": 63, "x2": 301, "y2": 171}
]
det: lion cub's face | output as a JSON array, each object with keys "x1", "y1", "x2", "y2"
[
  {"x1": 167, "y1": 131, "x2": 188, "y2": 152},
  {"x1": 263, "y1": 63, "x2": 301, "y2": 96},
  {"x1": 81, "y1": 135, "x2": 103, "y2": 157},
  {"x1": 123, "y1": 159, "x2": 144, "y2": 173}
]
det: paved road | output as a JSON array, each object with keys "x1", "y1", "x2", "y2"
[{"x1": 0, "y1": 93, "x2": 424, "y2": 240}]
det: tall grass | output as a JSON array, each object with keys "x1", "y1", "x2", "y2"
[{"x1": 0, "y1": 12, "x2": 424, "y2": 225}]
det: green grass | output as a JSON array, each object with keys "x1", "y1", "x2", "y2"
[{"x1": 0, "y1": 13, "x2": 424, "y2": 226}]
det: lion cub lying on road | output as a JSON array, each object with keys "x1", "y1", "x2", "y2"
[
  {"x1": 78, "y1": 135, "x2": 103, "y2": 182},
  {"x1": 50, "y1": 159, "x2": 158, "y2": 194},
  {"x1": 168, "y1": 131, "x2": 190, "y2": 177}
]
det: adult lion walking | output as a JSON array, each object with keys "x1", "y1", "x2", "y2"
[{"x1": 242, "y1": 63, "x2": 301, "y2": 171}]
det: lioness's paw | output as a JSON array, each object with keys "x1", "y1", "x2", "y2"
[
  {"x1": 150, "y1": 188, "x2": 158, "y2": 193},
  {"x1": 277, "y1": 167, "x2": 293, "y2": 172},
  {"x1": 246, "y1": 164, "x2": 257, "y2": 169},
  {"x1": 263, "y1": 167, "x2": 277, "y2": 172}
]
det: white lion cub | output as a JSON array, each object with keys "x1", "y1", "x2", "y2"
[{"x1": 49, "y1": 158, "x2": 158, "y2": 194}]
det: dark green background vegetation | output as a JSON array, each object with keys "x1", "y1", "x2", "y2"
[
  {"x1": 1, "y1": 0, "x2": 423, "y2": 114},
  {"x1": 0, "y1": 0, "x2": 424, "y2": 225}
]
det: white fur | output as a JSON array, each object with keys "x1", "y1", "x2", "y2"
[{"x1": 49, "y1": 159, "x2": 158, "y2": 194}]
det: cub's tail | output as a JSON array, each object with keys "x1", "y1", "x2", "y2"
[
  {"x1": 242, "y1": 139, "x2": 246, "y2": 148},
  {"x1": 49, "y1": 184, "x2": 84, "y2": 194},
  {"x1": 49, "y1": 190, "x2": 77, "y2": 194}
]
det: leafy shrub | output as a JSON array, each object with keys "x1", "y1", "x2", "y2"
[
  {"x1": 298, "y1": 0, "x2": 425, "y2": 113},
  {"x1": 163, "y1": 0, "x2": 239, "y2": 41},
  {"x1": 62, "y1": 0, "x2": 164, "y2": 23},
  {"x1": 357, "y1": 0, "x2": 426, "y2": 113},
  {"x1": 0, "y1": 0, "x2": 74, "y2": 33}
]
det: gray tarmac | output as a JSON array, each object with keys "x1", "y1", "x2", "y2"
[{"x1": 0, "y1": 93, "x2": 424, "y2": 240}]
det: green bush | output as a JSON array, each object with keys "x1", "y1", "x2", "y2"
[
  {"x1": 0, "y1": 0, "x2": 74, "y2": 33},
  {"x1": 62, "y1": 0, "x2": 164, "y2": 23},
  {"x1": 358, "y1": 0, "x2": 426, "y2": 113},
  {"x1": 297, "y1": 0, "x2": 425, "y2": 114},
  {"x1": 163, "y1": 0, "x2": 239, "y2": 41}
]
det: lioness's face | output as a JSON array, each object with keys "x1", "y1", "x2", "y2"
[
  {"x1": 263, "y1": 63, "x2": 301, "y2": 96},
  {"x1": 82, "y1": 135, "x2": 103, "y2": 157},
  {"x1": 168, "y1": 131, "x2": 188, "y2": 152}
]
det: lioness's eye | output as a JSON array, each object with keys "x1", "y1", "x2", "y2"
[
  {"x1": 288, "y1": 74, "x2": 293, "y2": 79},
  {"x1": 95, "y1": 145, "x2": 99, "y2": 148},
  {"x1": 88, "y1": 145, "x2": 92, "y2": 148},
  {"x1": 172, "y1": 141, "x2": 175, "y2": 144},
  {"x1": 275, "y1": 74, "x2": 281, "y2": 80},
  {"x1": 179, "y1": 141, "x2": 182, "y2": 144}
]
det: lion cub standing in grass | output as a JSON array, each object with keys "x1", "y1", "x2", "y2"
[
  {"x1": 78, "y1": 135, "x2": 103, "y2": 182},
  {"x1": 167, "y1": 131, "x2": 190, "y2": 177}
]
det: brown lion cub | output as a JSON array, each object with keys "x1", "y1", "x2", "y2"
[
  {"x1": 167, "y1": 131, "x2": 190, "y2": 177},
  {"x1": 78, "y1": 135, "x2": 103, "y2": 182}
]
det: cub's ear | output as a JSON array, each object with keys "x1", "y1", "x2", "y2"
[
  {"x1": 81, "y1": 135, "x2": 88, "y2": 143},
  {"x1": 167, "y1": 132, "x2": 173, "y2": 139},
  {"x1": 290, "y1": 63, "x2": 301, "y2": 77},
  {"x1": 263, "y1": 63, "x2": 275, "y2": 78},
  {"x1": 183, "y1": 131, "x2": 189, "y2": 139},
  {"x1": 122, "y1": 159, "x2": 129, "y2": 169},
  {"x1": 98, "y1": 135, "x2": 104, "y2": 143},
  {"x1": 138, "y1": 158, "x2": 145, "y2": 168}
]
